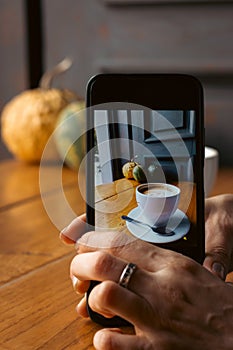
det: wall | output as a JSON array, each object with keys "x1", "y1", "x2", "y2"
[
  {"x1": 1, "y1": 0, "x2": 233, "y2": 165},
  {"x1": 0, "y1": 0, "x2": 27, "y2": 159}
]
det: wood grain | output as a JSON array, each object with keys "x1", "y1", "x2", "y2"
[
  {"x1": 0, "y1": 161, "x2": 232, "y2": 349},
  {"x1": 95, "y1": 179, "x2": 196, "y2": 233}
]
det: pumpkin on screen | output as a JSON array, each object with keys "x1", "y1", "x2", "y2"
[
  {"x1": 122, "y1": 161, "x2": 137, "y2": 179},
  {"x1": 122, "y1": 159, "x2": 147, "y2": 183}
]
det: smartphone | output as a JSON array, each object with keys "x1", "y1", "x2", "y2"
[{"x1": 85, "y1": 74, "x2": 205, "y2": 326}]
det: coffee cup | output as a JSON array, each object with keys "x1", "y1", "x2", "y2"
[
  {"x1": 204, "y1": 146, "x2": 219, "y2": 197},
  {"x1": 136, "y1": 183, "x2": 180, "y2": 227}
]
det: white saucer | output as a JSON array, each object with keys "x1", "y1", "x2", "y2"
[{"x1": 125, "y1": 207, "x2": 190, "y2": 244}]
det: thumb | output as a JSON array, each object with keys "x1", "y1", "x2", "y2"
[
  {"x1": 60, "y1": 213, "x2": 87, "y2": 244},
  {"x1": 203, "y1": 255, "x2": 227, "y2": 281},
  {"x1": 203, "y1": 221, "x2": 231, "y2": 281},
  {"x1": 204, "y1": 195, "x2": 233, "y2": 280}
]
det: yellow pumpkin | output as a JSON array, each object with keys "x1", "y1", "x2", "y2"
[
  {"x1": 122, "y1": 161, "x2": 137, "y2": 179},
  {"x1": 1, "y1": 58, "x2": 78, "y2": 163},
  {"x1": 1, "y1": 88, "x2": 77, "y2": 162}
]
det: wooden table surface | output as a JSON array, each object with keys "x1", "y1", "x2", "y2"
[
  {"x1": 95, "y1": 179, "x2": 196, "y2": 234},
  {"x1": 0, "y1": 160, "x2": 232, "y2": 350}
]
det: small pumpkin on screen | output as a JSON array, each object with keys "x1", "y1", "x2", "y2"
[
  {"x1": 132, "y1": 164, "x2": 147, "y2": 183},
  {"x1": 122, "y1": 161, "x2": 137, "y2": 179},
  {"x1": 122, "y1": 159, "x2": 147, "y2": 183}
]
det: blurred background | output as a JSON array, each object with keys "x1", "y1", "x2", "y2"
[{"x1": 0, "y1": 0, "x2": 233, "y2": 166}]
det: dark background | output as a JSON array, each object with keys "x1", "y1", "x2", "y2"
[{"x1": 1, "y1": 0, "x2": 233, "y2": 165}]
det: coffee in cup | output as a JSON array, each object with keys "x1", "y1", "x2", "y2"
[{"x1": 136, "y1": 183, "x2": 180, "y2": 226}]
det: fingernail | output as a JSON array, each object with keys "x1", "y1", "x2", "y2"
[
  {"x1": 212, "y1": 262, "x2": 226, "y2": 280},
  {"x1": 71, "y1": 276, "x2": 79, "y2": 293},
  {"x1": 59, "y1": 227, "x2": 68, "y2": 240},
  {"x1": 61, "y1": 226, "x2": 67, "y2": 234},
  {"x1": 59, "y1": 227, "x2": 76, "y2": 244}
]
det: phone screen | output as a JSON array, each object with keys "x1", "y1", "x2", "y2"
[
  {"x1": 86, "y1": 74, "x2": 205, "y2": 264},
  {"x1": 88, "y1": 106, "x2": 203, "y2": 259}
]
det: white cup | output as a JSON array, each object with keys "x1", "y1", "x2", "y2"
[
  {"x1": 136, "y1": 183, "x2": 180, "y2": 227},
  {"x1": 204, "y1": 146, "x2": 219, "y2": 197}
]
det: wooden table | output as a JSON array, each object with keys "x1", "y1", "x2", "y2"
[
  {"x1": 0, "y1": 160, "x2": 232, "y2": 349},
  {"x1": 95, "y1": 179, "x2": 196, "y2": 238}
]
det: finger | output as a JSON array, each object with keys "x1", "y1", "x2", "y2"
[
  {"x1": 76, "y1": 229, "x2": 135, "y2": 251},
  {"x1": 76, "y1": 230, "x2": 178, "y2": 271},
  {"x1": 71, "y1": 251, "x2": 127, "y2": 282},
  {"x1": 60, "y1": 213, "x2": 87, "y2": 244},
  {"x1": 94, "y1": 327, "x2": 185, "y2": 350},
  {"x1": 204, "y1": 226, "x2": 229, "y2": 281},
  {"x1": 204, "y1": 197, "x2": 214, "y2": 220},
  {"x1": 204, "y1": 198, "x2": 233, "y2": 279},
  {"x1": 94, "y1": 329, "x2": 145, "y2": 350},
  {"x1": 71, "y1": 275, "x2": 90, "y2": 294},
  {"x1": 89, "y1": 280, "x2": 155, "y2": 329},
  {"x1": 76, "y1": 296, "x2": 89, "y2": 318},
  {"x1": 70, "y1": 251, "x2": 151, "y2": 295}
]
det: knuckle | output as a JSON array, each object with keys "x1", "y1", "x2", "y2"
[
  {"x1": 89, "y1": 281, "x2": 117, "y2": 315},
  {"x1": 94, "y1": 330, "x2": 114, "y2": 350},
  {"x1": 89, "y1": 281, "x2": 119, "y2": 313},
  {"x1": 104, "y1": 281, "x2": 119, "y2": 305},
  {"x1": 207, "y1": 246, "x2": 230, "y2": 264},
  {"x1": 176, "y1": 256, "x2": 199, "y2": 275},
  {"x1": 96, "y1": 281, "x2": 117, "y2": 306},
  {"x1": 94, "y1": 251, "x2": 114, "y2": 276}
]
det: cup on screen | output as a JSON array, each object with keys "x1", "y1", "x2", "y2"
[{"x1": 136, "y1": 183, "x2": 180, "y2": 227}]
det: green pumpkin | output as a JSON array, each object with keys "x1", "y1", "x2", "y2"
[
  {"x1": 55, "y1": 101, "x2": 86, "y2": 170},
  {"x1": 133, "y1": 165, "x2": 147, "y2": 183}
]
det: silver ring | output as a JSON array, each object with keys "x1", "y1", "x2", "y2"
[{"x1": 119, "y1": 262, "x2": 137, "y2": 289}]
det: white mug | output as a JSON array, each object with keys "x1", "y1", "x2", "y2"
[
  {"x1": 136, "y1": 183, "x2": 180, "y2": 227},
  {"x1": 204, "y1": 146, "x2": 219, "y2": 197}
]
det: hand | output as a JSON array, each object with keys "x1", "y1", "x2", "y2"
[
  {"x1": 60, "y1": 194, "x2": 233, "y2": 349},
  {"x1": 204, "y1": 194, "x2": 233, "y2": 280},
  {"x1": 60, "y1": 213, "x2": 87, "y2": 245},
  {"x1": 69, "y1": 230, "x2": 233, "y2": 350},
  {"x1": 60, "y1": 194, "x2": 233, "y2": 281}
]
